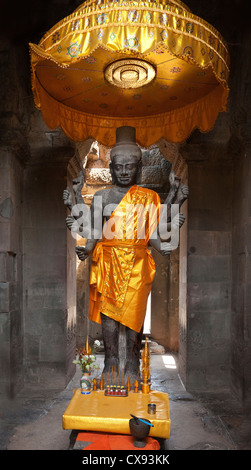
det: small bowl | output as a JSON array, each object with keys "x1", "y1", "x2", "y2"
[{"x1": 129, "y1": 417, "x2": 151, "y2": 448}]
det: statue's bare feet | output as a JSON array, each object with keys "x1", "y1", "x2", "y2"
[{"x1": 124, "y1": 363, "x2": 141, "y2": 388}]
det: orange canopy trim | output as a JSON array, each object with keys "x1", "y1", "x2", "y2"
[{"x1": 29, "y1": 0, "x2": 230, "y2": 146}]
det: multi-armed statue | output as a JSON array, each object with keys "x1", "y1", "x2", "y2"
[{"x1": 63, "y1": 126, "x2": 188, "y2": 384}]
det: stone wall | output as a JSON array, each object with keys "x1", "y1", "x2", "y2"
[
  {"x1": 180, "y1": 126, "x2": 233, "y2": 392},
  {"x1": 0, "y1": 38, "x2": 29, "y2": 398},
  {"x1": 22, "y1": 145, "x2": 80, "y2": 388},
  {"x1": 176, "y1": 0, "x2": 251, "y2": 403},
  {"x1": 229, "y1": 28, "x2": 251, "y2": 407},
  {"x1": 0, "y1": 149, "x2": 24, "y2": 397},
  {"x1": 0, "y1": 35, "x2": 82, "y2": 394}
]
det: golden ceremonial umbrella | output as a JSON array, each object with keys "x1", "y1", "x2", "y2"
[{"x1": 29, "y1": 0, "x2": 230, "y2": 146}]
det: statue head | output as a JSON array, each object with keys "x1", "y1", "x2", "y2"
[{"x1": 110, "y1": 126, "x2": 142, "y2": 187}]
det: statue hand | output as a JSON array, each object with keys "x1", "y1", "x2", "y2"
[
  {"x1": 169, "y1": 170, "x2": 180, "y2": 190},
  {"x1": 63, "y1": 187, "x2": 73, "y2": 207},
  {"x1": 73, "y1": 171, "x2": 84, "y2": 194},
  {"x1": 75, "y1": 246, "x2": 90, "y2": 261},
  {"x1": 172, "y1": 213, "x2": 186, "y2": 228},
  {"x1": 65, "y1": 215, "x2": 75, "y2": 230},
  {"x1": 160, "y1": 242, "x2": 172, "y2": 256},
  {"x1": 177, "y1": 184, "x2": 189, "y2": 204}
]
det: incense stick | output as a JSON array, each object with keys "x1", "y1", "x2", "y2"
[
  {"x1": 121, "y1": 364, "x2": 123, "y2": 386},
  {"x1": 108, "y1": 365, "x2": 110, "y2": 387}
]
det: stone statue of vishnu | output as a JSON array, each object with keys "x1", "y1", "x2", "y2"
[{"x1": 63, "y1": 126, "x2": 188, "y2": 383}]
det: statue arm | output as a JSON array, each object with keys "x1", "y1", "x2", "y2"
[
  {"x1": 75, "y1": 240, "x2": 97, "y2": 261},
  {"x1": 158, "y1": 170, "x2": 188, "y2": 241},
  {"x1": 176, "y1": 182, "x2": 189, "y2": 208},
  {"x1": 63, "y1": 170, "x2": 90, "y2": 234},
  {"x1": 63, "y1": 169, "x2": 104, "y2": 262},
  {"x1": 63, "y1": 187, "x2": 74, "y2": 211},
  {"x1": 149, "y1": 232, "x2": 172, "y2": 256},
  {"x1": 75, "y1": 191, "x2": 104, "y2": 261},
  {"x1": 72, "y1": 170, "x2": 85, "y2": 205},
  {"x1": 158, "y1": 170, "x2": 180, "y2": 235}
]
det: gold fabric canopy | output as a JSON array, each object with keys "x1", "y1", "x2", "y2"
[{"x1": 29, "y1": 0, "x2": 230, "y2": 146}]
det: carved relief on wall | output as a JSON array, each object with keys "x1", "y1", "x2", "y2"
[{"x1": 75, "y1": 137, "x2": 187, "y2": 205}]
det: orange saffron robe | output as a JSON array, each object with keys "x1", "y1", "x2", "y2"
[{"x1": 88, "y1": 185, "x2": 161, "y2": 333}]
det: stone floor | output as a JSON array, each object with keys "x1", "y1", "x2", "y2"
[{"x1": 1, "y1": 354, "x2": 250, "y2": 451}]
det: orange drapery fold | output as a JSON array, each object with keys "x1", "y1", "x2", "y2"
[
  {"x1": 89, "y1": 185, "x2": 161, "y2": 332},
  {"x1": 33, "y1": 78, "x2": 228, "y2": 146}
]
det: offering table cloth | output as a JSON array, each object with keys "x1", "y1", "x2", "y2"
[{"x1": 62, "y1": 389, "x2": 171, "y2": 439}]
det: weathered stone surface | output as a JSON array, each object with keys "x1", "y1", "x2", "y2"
[
  {"x1": 85, "y1": 168, "x2": 112, "y2": 185},
  {"x1": 0, "y1": 198, "x2": 13, "y2": 219}
]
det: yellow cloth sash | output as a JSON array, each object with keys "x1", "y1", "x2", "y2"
[{"x1": 89, "y1": 185, "x2": 161, "y2": 332}]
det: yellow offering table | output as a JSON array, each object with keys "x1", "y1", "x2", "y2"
[{"x1": 62, "y1": 389, "x2": 171, "y2": 440}]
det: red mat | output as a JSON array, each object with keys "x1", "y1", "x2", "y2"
[{"x1": 76, "y1": 431, "x2": 160, "y2": 450}]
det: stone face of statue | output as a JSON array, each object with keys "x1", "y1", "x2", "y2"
[
  {"x1": 109, "y1": 144, "x2": 141, "y2": 189},
  {"x1": 111, "y1": 155, "x2": 138, "y2": 187}
]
